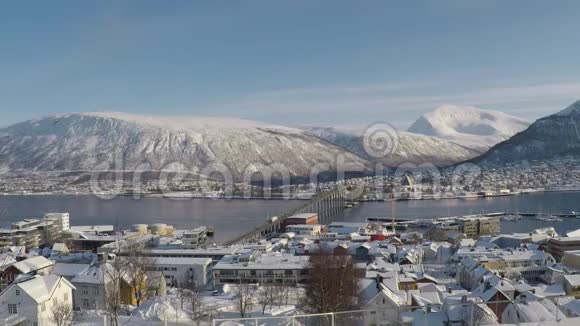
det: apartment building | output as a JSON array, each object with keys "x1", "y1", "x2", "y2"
[
  {"x1": 458, "y1": 217, "x2": 500, "y2": 238},
  {"x1": 145, "y1": 257, "x2": 211, "y2": 288},
  {"x1": 0, "y1": 214, "x2": 69, "y2": 249},
  {"x1": 547, "y1": 236, "x2": 580, "y2": 261},
  {"x1": 212, "y1": 253, "x2": 310, "y2": 288}
]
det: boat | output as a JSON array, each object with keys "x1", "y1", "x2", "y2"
[
  {"x1": 536, "y1": 216, "x2": 563, "y2": 222},
  {"x1": 501, "y1": 215, "x2": 521, "y2": 222}
]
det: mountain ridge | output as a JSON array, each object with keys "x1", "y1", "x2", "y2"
[
  {"x1": 469, "y1": 100, "x2": 580, "y2": 165},
  {"x1": 408, "y1": 105, "x2": 530, "y2": 151},
  {"x1": 0, "y1": 112, "x2": 369, "y2": 180}
]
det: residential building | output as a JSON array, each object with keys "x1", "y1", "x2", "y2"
[
  {"x1": 43, "y1": 213, "x2": 70, "y2": 231},
  {"x1": 0, "y1": 216, "x2": 66, "y2": 249},
  {"x1": 0, "y1": 274, "x2": 75, "y2": 326},
  {"x1": 212, "y1": 253, "x2": 310, "y2": 288},
  {"x1": 458, "y1": 217, "x2": 500, "y2": 238},
  {"x1": 547, "y1": 237, "x2": 580, "y2": 261},
  {"x1": 0, "y1": 256, "x2": 54, "y2": 288},
  {"x1": 145, "y1": 257, "x2": 211, "y2": 288},
  {"x1": 70, "y1": 263, "x2": 110, "y2": 310}
]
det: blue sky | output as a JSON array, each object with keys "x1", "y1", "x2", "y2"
[{"x1": 1, "y1": 0, "x2": 580, "y2": 128}]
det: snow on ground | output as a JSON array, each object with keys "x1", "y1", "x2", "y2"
[{"x1": 75, "y1": 286, "x2": 305, "y2": 325}]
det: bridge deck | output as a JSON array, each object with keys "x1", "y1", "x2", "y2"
[{"x1": 222, "y1": 187, "x2": 348, "y2": 246}]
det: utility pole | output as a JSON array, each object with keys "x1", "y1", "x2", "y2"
[{"x1": 391, "y1": 193, "x2": 396, "y2": 234}]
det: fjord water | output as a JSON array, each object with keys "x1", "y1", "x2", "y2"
[{"x1": 1, "y1": 191, "x2": 579, "y2": 242}]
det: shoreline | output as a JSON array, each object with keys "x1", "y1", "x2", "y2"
[{"x1": 2, "y1": 187, "x2": 580, "y2": 202}]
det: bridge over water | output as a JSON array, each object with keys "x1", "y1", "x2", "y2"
[{"x1": 222, "y1": 187, "x2": 350, "y2": 245}]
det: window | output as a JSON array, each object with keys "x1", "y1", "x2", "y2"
[
  {"x1": 64, "y1": 293, "x2": 69, "y2": 302},
  {"x1": 83, "y1": 299, "x2": 90, "y2": 308},
  {"x1": 53, "y1": 298, "x2": 58, "y2": 306},
  {"x1": 82, "y1": 288, "x2": 89, "y2": 295},
  {"x1": 8, "y1": 303, "x2": 17, "y2": 314},
  {"x1": 15, "y1": 289, "x2": 19, "y2": 296},
  {"x1": 41, "y1": 302, "x2": 46, "y2": 312}
]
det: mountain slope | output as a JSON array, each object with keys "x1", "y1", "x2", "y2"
[
  {"x1": 474, "y1": 100, "x2": 580, "y2": 164},
  {"x1": 0, "y1": 112, "x2": 368, "y2": 180},
  {"x1": 408, "y1": 105, "x2": 530, "y2": 151},
  {"x1": 304, "y1": 126, "x2": 480, "y2": 167}
]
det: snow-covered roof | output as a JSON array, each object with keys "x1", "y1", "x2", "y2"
[
  {"x1": 71, "y1": 263, "x2": 112, "y2": 284},
  {"x1": 214, "y1": 253, "x2": 310, "y2": 270},
  {"x1": 11, "y1": 256, "x2": 53, "y2": 273},
  {"x1": 151, "y1": 256, "x2": 211, "y2": 266},
  {"x1": 503, "y1": 300, "x2": 566, "y2": 323},
  {"x1": 564, "y1": 275, "x2": 580, "y2": 287},
  {"x1": 13, "y1": 274, "x2": 75, "y2": 304},
  {"x1": 52, "y1": 263, "x2": 91, "y2": 277}
]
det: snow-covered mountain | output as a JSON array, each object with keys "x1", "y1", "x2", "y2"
[
  {"x1": 408, "y1": 105, "x2": 530, "y2": 151},
  {"x1": 303, "y1": 126, "x2": 480, "y2": 167},
  {"x1": 0, "y1": 112, "x2": 368, "y2": 180},
  {"x1": 474, "y1": 100, "x2": 580, "y2": 164}
]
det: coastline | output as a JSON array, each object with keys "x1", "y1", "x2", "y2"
[{"x1": 2, "y1": 186, "x2": 580, "y2": 201}]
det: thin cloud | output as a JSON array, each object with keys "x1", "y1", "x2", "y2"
[{"x1": 228, "y1": 81, "x2": 580, "y2": 119}]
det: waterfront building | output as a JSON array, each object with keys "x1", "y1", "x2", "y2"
[
  {"x1": 285, "y1": 224, "x2": 322, "y2": 236},
  {"x1": 0, "y1": 216, "x2": 66, "y2": 249},
  {"x1": 281, "y1": 213, "x2": 318, "y2": 231}
]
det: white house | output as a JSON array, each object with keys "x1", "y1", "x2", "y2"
[{"x1": 0, "y1": 274, "x2": 75, "y2": 326}]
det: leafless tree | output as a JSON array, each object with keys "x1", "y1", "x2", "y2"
[
  {"x1": 258, "y1": 285, "x2": 277, "y2": 314},
  {"x1": 123, "y1": 254, "x2": 152, "y2": 307},
  {"x1": 235, "y1": 283, "x2": 256, "y2": 318},
  {"x1": 186, "y1": 286, "x2": 217, "y2": 326},
  {"x1": 301, "y1": 254, "x2": 361, "y2": 314},
  {"x1": 51, "y1": 302, "x2": 74, "y2": 326},
  {"x1": 175, "y1": 288, "x2": 191, "y2": 310},
  {"x1": 278, "y1": 286, "x2": 293, "y2": 306},
  {"x1": 103, "y1": 257, "x2": 128, "y2": 326}
]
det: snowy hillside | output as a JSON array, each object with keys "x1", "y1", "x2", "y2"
[
  {"x1": 303, "y1": 126, "x2": 480, "y2": 167},
  {"x1": 474, "y1": 100, "x2": 580, "y2": 164},
  {"x1": 408, "y1": 105, "x2": 530, "y2": 151},
  {"x1": 0, "y1": 112, "x2": 368, "y2": 180}
]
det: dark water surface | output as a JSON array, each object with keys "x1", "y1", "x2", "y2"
[{"x1": 1, "y1": 191, "x2": 579, "y2": 243}]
